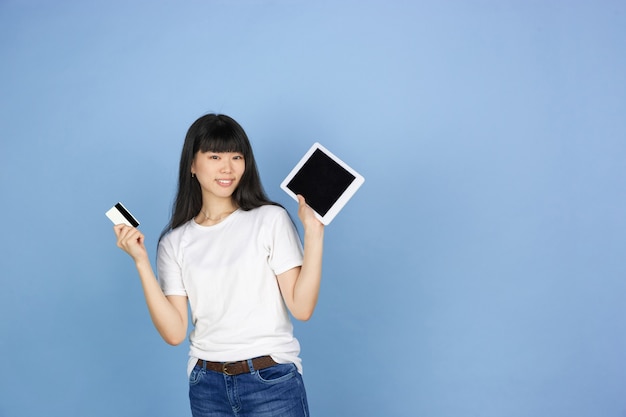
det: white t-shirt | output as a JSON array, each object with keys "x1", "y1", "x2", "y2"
[{"x1": 157, "y1": 205, "x2": 304, "y2": 375}]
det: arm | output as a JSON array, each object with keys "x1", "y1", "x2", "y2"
[
  {"x1": 114, "y1": 225, "x2": 188, "y2": 345},
  {"x1": 277, "y1": 195, "x2": 324, "y2": 321}
]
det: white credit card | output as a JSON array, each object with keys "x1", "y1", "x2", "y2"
[{"x1": 105, "y1": 202, "x2": 140, "y2": 227}]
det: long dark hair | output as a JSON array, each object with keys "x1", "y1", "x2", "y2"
[{"x1": 159, "y1": 114, "x2": 279, "y2": 241}]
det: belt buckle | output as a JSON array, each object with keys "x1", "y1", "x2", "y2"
[{"x1": 222, "y1": 362, "x2": 236, "y2": 376}]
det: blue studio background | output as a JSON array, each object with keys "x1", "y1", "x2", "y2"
[{"x1": 1, "y1": 1, "x2": 625, "y2": 416}]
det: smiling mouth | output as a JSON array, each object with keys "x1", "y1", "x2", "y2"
[{"x1": 217, "y1": 179, "x2": 235, "y2": 186}]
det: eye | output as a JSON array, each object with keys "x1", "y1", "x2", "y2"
[
  {"x1": 209, "y1": 154, "x2": 220, "y2": 160},
  {"x1": 233, "y1": 154, "x2": 244, "y2": 160}
]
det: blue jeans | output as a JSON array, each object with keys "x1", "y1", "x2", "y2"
[{"x1": 189, "y1": 360, "x2": 309, "y2": 417}]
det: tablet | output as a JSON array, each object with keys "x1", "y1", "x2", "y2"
[{"x1": 281, "y1": 142, "x2": 364, "y2": 225}]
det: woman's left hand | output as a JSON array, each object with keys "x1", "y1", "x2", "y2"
[{"x1": 297, "y1": 195, "x2": 324, "y2": 232}]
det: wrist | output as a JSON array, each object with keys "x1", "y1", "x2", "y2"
[
  {"x1": 304, "y1": 223, "x2": 324, "y2": 239},
  {"x1": 134, "y1": 255, "x2": 151, "y2": 269}
]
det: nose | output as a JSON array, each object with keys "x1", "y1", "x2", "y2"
[{"x1": 220, "y1": 158, "x2": 233, "y2": 173}]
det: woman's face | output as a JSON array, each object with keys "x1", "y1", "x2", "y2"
[{"x1": 191, "y1": 151, "x2": 245, "y2": 202}]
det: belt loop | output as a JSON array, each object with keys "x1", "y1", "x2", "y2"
[
  {"x1": 247, "y1": 358, "x2": 255, "y2": 373},
  {"x1": 201, "y1": 360, "x2": 207, "y2": 370}
]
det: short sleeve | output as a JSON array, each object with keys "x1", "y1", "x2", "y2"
[
  {"x1": 267, "y1": 208, "x2": 304, "y2": 275},
  {"x1": 157, "y1": 234, "x2": 187, "y2": 296}
]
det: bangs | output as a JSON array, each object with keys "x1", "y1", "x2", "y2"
[{"x1": 196, "y1": 126, "x2": 247, "y2": 155}]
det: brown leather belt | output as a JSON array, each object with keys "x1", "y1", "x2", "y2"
[{"x1": 196, "y1": 356, "x2": 278, "y2": 376}]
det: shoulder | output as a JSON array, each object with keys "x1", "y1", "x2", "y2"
[
  {"x1": 243, "y1": 204, "x2": 289, "y2": 221},
  {"x1": 159, "y1": 219, "x2": 194, "y2": 249},
  {"x1": 239, "y1": 205, "x2": 296, "y2": 233}
]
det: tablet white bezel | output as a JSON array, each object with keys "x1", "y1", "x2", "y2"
[{"x1": 280, "y1": 142, "x2": 364, "y2": 225}]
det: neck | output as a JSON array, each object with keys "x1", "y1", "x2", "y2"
[{"x1": 196, "y1": 198, "x2": 238, "y2": 225}]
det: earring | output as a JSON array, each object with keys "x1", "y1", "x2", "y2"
[{"x1": 191, "y1": 173, "x2": 196, "y2": 178}]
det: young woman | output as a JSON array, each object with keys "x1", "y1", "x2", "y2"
[{"x1": 114, "y1": 114, "x2": 324, "y2": 417}]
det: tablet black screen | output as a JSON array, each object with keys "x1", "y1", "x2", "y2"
[{"x1": 286, "y1": 148, "x2": 356, "y2": 216}]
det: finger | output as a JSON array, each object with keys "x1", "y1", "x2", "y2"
[
  {"x1": 116, "y1": 226, "x2": 134, "y2": 243},
  {"x1": 113, "y1": 224, "x2": 127, "y2": 237},
  {"x1": 114, "y1": 224, "x2": 138, "y2": 238},
  {"x1": 117, "y1": 227, "x2": 142, "y2": 249},
  {"x1": 122, "y1": 228, "x2": 143, "y2": 244},
  {"x1": 117, "y1": 229, "x2": 133, "y2": 249}
]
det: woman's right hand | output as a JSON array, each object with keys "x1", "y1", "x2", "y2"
[{"x1": 113, "y1": 224, "x2": 149, "y2": 263}]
